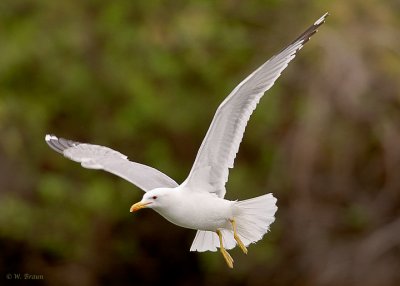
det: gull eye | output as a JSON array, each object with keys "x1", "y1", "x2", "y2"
[{"x1": 152, "y1": 196, "x2": 158, "y2": 200}]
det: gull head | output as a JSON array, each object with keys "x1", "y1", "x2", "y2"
[{"x1": 130, "y1": 188, "x2": 172, "y2": 212}]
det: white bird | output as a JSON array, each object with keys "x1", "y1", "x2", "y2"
[{"x1": 45, "y1": 13, "x2": 328, "y2": 268}]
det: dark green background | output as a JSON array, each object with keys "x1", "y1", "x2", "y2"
[{"x1": 1, "y1": 0, "x2": 399, "y2": 285}]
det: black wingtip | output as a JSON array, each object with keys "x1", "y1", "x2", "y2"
[
  {"x1": 45, "y1": 134, "x2": 80, "y2": 154},
  {"x1": 290, "y1": 12, "x2": 329, "y2": 47}
]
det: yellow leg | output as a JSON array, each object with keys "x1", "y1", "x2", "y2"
[
  {"x1": 230, "y1": 219, "x2": 248, "y2": 255},
  {"x1": 216, "y1": 229, "x2": 234, "y2": 268}
]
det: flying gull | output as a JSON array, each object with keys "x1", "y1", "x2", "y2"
[{"x1": 45, "y1": 13, "x2": 328, "y2": 268}]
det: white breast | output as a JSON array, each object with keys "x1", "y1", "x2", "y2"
[{"x1": 155, "y1": 190, "x2": 235, "y2": 231}]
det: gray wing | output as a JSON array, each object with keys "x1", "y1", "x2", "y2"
[
  {"x1": 183, "y1": 13, "x2": 328, "y2": 198},
  {"x1": 45, "y1": 134, "x2": 178, "y2": 192}
]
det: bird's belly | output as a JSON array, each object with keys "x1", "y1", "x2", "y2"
[{"x1": 155, "y1": 196, "x2": 233, "y2": 231}]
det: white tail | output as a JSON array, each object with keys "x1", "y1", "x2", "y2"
[{"x1": 190, "y1": 193, "x2": 277, "y2": 252}]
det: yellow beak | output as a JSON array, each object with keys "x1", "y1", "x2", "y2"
[{"x1": 130, "y1": 201, "x2": 152, "y2": 212}]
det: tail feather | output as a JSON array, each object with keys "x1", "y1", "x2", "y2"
[
  {"x1": 235, "y1": 193, "x2": 277, "y2": 246},
  {"x1": 190, "y1": 193, "x2": 277, "y2": 252}
]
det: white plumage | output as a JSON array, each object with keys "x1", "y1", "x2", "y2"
[{"x1": 45, "y1": 13, "x2": 328, "y2": 268}]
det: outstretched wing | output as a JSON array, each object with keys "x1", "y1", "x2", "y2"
[
  {"x1": 183, "y1": 13, "x2": 328, "y2": 198},
  {"x1": 45, "y1": 134, "x2": 178, "y2": 192}
]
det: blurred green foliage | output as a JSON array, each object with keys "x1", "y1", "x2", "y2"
[{"x1": 1, "y1": 0, "x2": 400, "y2": 285}]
